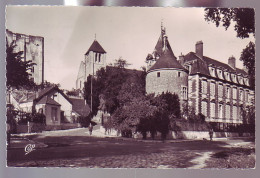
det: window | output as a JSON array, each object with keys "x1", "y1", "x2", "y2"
[
  {"x1": 98, "y1": 53, "x2": 101, "y2": 62},
  {"x1": 218, "y1": 70, "x2": 223, "y2": 79},
  {"x1": 181, "y1": 86, "x2": 187, "y2": 100},
  {"x1": 201, "y1": 101, "x2": 207, "y2": 116},
  {"x1": 233, "y1": 88, "x2": 237, "y2": 99},
  {"x1": 95, "y1": 53, "x2": 98, "y2": 62},
  {"x1": 232, "y1": 74, "x2": 237, "y2": 82},
  {"x1": 210, "y1": 102, "x2": 215, "y2": 118},
  {"x1": 209, "y1": 67, "x2": 215, "y2": 77},
  {"x1": 219, "y1": 104, "x2": 223, "y2": 118},
  {"x1": 157, "y1": 72, "x2": 160, "y2": 77},
  {"x1": 245, "y1": 91, "x2": 248, "y2": 102},
  {"x1": 202, "y1": 80, "x2": 207, "y2": 94},
  {"x1": 218, "y1": 84, "x2": 223, "y2": 98},
  {"x1": 239, "y1": 90, "x2": 243, "y2": 101},
  {"x1": 51, "y1": 107, "x2": 58, "y2": 122},
  {"x1": 178, "y1": 72, "x2": 181, "y2": 77},
  {"x1": 226, "y1": 87, "x2": 230, "y2": 98},
  {"x1": 226, "y1": 105, "x2": 230, "y2": 119},
  {"x1": 226, "y1": 72, "x2": 230, "y2": 81},
  {"x1": 210, "y1": 82, "x2": 215, "y2": 96},
  {"x1": 233, "y1": 106, "x2": 237, "y2": 120},
  {"x1": 186, "y1": 65, "x2": 191, "y2": 73}
]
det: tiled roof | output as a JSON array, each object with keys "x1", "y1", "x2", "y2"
[
  {"x1": 37, "y1": 96, "x2": 61, "y2": 106},
  {"x1": 70, "y1": 98, "x2": 90, "y2": 117},
  {"x1": 85, "y1": 40, "x2": 106, "y2": 55},
  {"x1": 35, "y1": 86, "x2": 73, "y2": 104}
]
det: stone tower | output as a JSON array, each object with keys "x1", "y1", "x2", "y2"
[
  {"x1": 146, "y1": 25, "x2": 188, "y2": 102},
  {"x1": 76, "y1": 39, "x2": 106, "y2": 89}
]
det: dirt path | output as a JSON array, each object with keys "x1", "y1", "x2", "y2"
[{"x1": 188, "y1": 151, "x2": 213, "y2": 169}]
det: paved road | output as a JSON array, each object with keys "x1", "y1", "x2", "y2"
[{"x1": 7, "y1": 128, "x2": 255, "y2": 168}]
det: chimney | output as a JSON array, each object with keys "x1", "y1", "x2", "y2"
[
  {"x1": 178, "y1": 53, "x2": 185, "y2": 65},
  {"x1": 195, "y1": 41, "x2": 203, "y2": 58},
  {"x1": 228, "y1": 56, "x2": 236, "y2": 69}
]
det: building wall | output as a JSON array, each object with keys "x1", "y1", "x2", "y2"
[
  {"x1": 45, "y1": 104, "x2": 61, "y2": 125},
  {"x1": 46, "y1": 90, "x2": 73, "y2": 122},
  {"x1": 76, "y1": 51, "x2": 106, "y2": 90},
  {"x1": 6, "y1": 30, "x2": 44, "y2": 85},
  {"x1": 85, "y1": 51, "x2": 106, "y2": 77},
  {"x1": 196, "y1": 75, "x2": 254, "y2": 124},
  {"x1": 146, "y1": 69, "x2": 188, "y2": 100}
]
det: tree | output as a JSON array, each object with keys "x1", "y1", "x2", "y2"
[
  {"x1": 240, "y1": 41, "x2": 255, "y2": 88},
  {"x1": 204, "y1": 8, "x2": 255, "y2": 89},
  {"x1": 113, "y1": 57, "x2": 131, "y2": 68},
  {"x1": 204, "y1": 8, "x2": 255, "y2": 39},
  {"x1": 6, "y1": 41, "x2": 36, "y2": 89}
]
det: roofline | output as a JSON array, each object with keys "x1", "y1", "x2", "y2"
[
  {"x1": 85, "y1": 51, "x2": 106, "y2": 55},
  {"x1": 189, "y1": 73, "x2": 253, "y2": 90},
  {"x1": 34, "y1": 87, "x2": 73, "y2": 104},
  {"x1": 147, "y1": 68, "x2": 188, "y2": 74}
]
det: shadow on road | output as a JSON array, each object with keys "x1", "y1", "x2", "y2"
[{"x1": 7, "y1": 135, "x2": 231, "y2": 164}]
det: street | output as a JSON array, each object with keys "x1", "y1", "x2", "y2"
[{"x1": 7, "y1": 128, "x2": 255, "y2": 168}]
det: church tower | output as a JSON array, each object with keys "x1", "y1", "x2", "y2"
[
  {"x1": 146, "y1": 25, "x2": 189, "y2": 103},
  {"x1": 76, "y1": 39, "x2": 106, "y2": 89}
]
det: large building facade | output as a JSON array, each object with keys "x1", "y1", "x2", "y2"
[
  {"x1": 146, "y1": 26, "x2": 255, "y2": 128},
  {"x1": 6, "y1": 29, "x2": 44, "y2": 85},
  {"x1": 76, "y1": 40, "x2": 106, "y2": 90}
]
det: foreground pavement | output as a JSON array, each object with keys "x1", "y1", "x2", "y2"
[{"x1": 7, "y1": 128, "x2": 255, "y2": 168}]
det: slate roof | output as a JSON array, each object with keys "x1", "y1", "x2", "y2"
[
  {"x1": 85, "y1": 40, "x2": 106, "y2": 55},
  {"x1": 183, "y1": 52, "x2": 248, "y2": 76},
  {"x1": 148, "y1": 36, "x2": 186, "y2": 72},
  {"x1": 70, "y1": 98, "x2": 90, "y2": 117}
]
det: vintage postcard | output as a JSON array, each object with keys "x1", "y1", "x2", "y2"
[{"x1": 5, "y1": 6, "x2": 255, "y2": 168}]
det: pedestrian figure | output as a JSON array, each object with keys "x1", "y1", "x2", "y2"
[
  {"x1": 89, "y1": 124, "x2": 93, "y2": 135},
  {"x1": 209, "y1": 128, "x2": 213, "y2": 141}
]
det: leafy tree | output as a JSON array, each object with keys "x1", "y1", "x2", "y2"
[
  {"x1": 204, "y1": 8, "x2": 255, "y2": 39},
  {"x1": 204, "y1": 8, "x2": 255, "y2": 89},
  {"x1": 6, "y1": 41, "x2": 36, "y2": 89},
  {"x1": 113, "y1": 57, "x2": 131, "y2": 68},
  {"x1": 240, "y1": 41, "x2": 255, "y2": 88}
]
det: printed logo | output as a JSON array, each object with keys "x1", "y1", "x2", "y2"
[{"x1": 25, "y1": 144, "x2": 36, "y2": 155}]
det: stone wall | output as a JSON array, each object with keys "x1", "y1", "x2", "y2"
[{"x1": 146, "y1": 69, "x2": 188, "y2": 97}]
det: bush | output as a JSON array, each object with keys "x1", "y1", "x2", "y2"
[{"x1": 77, "y1": 115, "x2": 91, "y2": 127}]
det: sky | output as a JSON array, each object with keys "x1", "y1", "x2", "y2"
[{"x1": 6, "y1": 6, "x2": 255, "y2": 90}]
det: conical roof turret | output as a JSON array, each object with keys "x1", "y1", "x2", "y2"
[{"x1": 149, "y1": 27, "x2": 186, "y2": 72}]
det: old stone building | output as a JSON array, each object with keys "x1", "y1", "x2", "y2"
[
  {"x1": 146, "y1": 26, "x2": 189, "y2": 107},
  {"x1": 146, "y1": 25, "x2": 255, "y2": 129},
  {"x1": 76, "y1": 39, "x2": 107, "y2": 89},
  {"x1": 6, "y1": 29, "x2": 44, "y2": 85}
]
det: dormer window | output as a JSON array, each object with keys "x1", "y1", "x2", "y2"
[
  {"x1": 218, "y1": 69, "x2": 223, "y2": 79},
  {"x1": 232, "y1": 74, "x2": 237, "y2": 83},
  {"x1": 209, "y1": 66, "x2": 215, "y2": 77},
  {"x1": 226, "y1": 72, "x2": 230, "y2": 81}
]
